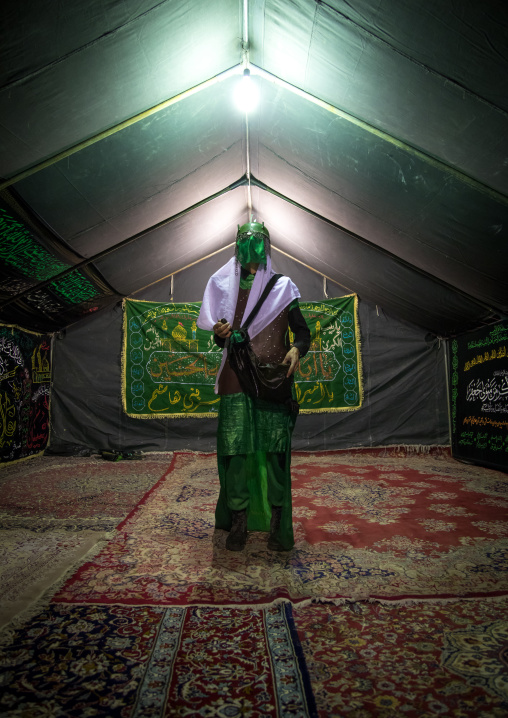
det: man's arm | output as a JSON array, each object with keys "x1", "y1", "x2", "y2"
[
  {"x1": 283, "y1": 301, "x2": 311, "y2": 376},
  {"x1": 288, "y1": 302, "x2": 311, "y2": 357}
]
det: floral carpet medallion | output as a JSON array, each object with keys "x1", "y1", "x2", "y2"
[
  {"x1": 0, "y1": 602, "x2": 316, "y2": 718},
  {"x1": 54, "y1": 451, "x2": 508, "y2": 606},
  {"x1": 294, "y1": 598, "x2": 508, "y2": 717},
  {"x1": 442, "y1": 619, "x2": 508, "y2": 703}
]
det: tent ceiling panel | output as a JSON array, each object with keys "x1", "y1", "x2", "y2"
[
  {"x1": 65, "y1": 149, "x2": 245, "y2": 258},
  {"x1": 14, "y1": 77, "x2": 245, "y2": 256},
  {"x1": 257, "y1": 190, "x2": 499, "y2": 336},
  {"x1": 94, "y1": 188, "x2": 246, "y2": 296},
  {"x1": 319, "y1": 0, "x2": 508, "y2": 110},
  {"x1": 0, "y1": 0, "x2": 240, "y2": 178},
  {"x1": 256, "y1": 150, "x2": 508, "y2": 314},
  {"x1": 251, "y1": 0, "x2": 508, "y2": 193},
  {"x1": 0, "y1": 0, "x2": 506, "y2": 337},
  {"x1": 252, "y1": 80, "x2": 508, "y2": 311}
]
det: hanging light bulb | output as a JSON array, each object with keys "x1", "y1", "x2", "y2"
[{"x1": 234, "y1": 68, "x2": 259, "y2": 114}]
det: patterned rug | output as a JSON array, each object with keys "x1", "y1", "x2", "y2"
[
  {"x1": 0, "y1": 455, "x2": 172, "y2": 629},
  {"x1": 0, "y1": 529, "x2": 102, "y2": 630},
  {"x1": 54, "y1": 451, "x2": 508, "y2": 607},
  {"x1": 294, "y1": 597, "x2": 508, "y2": 717},
  {"x1": 0, "y1": 602, "x2": 317, "y2": 718},
  {"x1": 0, "y1": 455, "x2": 172, "y2": 532},
  {"x1": 1, "y1": 597, "x2": 508, "y2": 717}
]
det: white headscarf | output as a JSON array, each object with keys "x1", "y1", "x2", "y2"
[{"x1": 198, "y1": 254, "x2": 300, "y2": 390}]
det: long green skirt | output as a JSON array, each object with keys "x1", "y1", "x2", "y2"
[{"x1": 216, "y1": 393, "x2": 296, "y2": 551}]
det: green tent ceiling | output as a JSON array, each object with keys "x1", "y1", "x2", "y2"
[{"x1": 1, "y1": 0, "x2": 507, "y2": 335}]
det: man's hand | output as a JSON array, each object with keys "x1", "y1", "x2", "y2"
[
  {"x1": 282, "y1": 346, "x2": 300, "y2": 377},
  {"x1": 213, "y1": 320, "x2": 232, "y2": 339}
]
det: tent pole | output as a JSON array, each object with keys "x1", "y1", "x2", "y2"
[
  {"x1": 442, "y1": 338, "x2": 453, "y2": 449},
  {"x1": 131, "y1": 242, "x2": 349, "y2": 299},
  {"x1": 242, "y1": 0, "x2": 253, "y2": 218},
  {"x1": 245, "y1": 113, "x2": 252, "y2": 216}
]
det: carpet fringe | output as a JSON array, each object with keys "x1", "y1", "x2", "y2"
[
  {"x1": 0, "y1": 531, "x2": 116, "y2": 647},
  {"x1": 133, "y1": 446, "x2": 451, "y2": 457},
  {"x1": 307, "y1": 593, "x2": 508, "y2": 608},
  {"x1": 2, "y1": 587, "x2": 506, "y2": 648}
]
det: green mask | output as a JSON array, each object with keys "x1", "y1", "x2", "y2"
[
  {"x1": 236, "y1": 234, "x2": 266, "y2": 267},
  {"x1": 235, "y1": 221, "x2": 270, "y2": 268}
]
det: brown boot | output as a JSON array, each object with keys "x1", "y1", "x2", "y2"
[
  {"x1": 267, "y1": 505, "x2": 285, "y2": 551},
  {"x1": 226, "y1": 509, "x2": 247, "y2": 551}
]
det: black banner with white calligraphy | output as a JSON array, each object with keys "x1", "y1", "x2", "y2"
[
  {"x1": 0, "y1": 324, "x2": 51, "y2": 463},
  {"x1": 450, "y1": 322, "x2": 508, "y2": 471}
]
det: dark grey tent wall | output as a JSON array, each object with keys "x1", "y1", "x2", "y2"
[{"x1": 49, "y1": 249, "x2": 448, "y2": 454}]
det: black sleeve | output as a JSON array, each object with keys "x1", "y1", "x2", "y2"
[
  {"x1": 289, "y1": 305, "x2": 311, "y2": 357},
  {"x1": 214, "y1": 333, "x2": 226, "y2": 349}
]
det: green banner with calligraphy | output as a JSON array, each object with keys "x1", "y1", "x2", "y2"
[
  {"x1": 122, "y1": 295, "x2": 362, "y2": 418},
  {"x1": 296, "y1": 295, "x2": 363, "y2": 413}
]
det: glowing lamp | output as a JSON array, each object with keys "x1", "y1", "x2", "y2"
[{"x1": 234, "y1": 68, "x2": 259, "y2": 114}]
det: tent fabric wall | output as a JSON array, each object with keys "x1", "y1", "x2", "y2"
[{"x1": 48, "y1": 250, "x2": 448, "y2": 454}]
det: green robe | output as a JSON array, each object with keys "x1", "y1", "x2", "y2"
[{"x1": 215, "y1": 393, "x2": 296, "y2": 550}]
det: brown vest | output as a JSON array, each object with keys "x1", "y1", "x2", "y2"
[{"x1": 218, "y1": 286, "x2": 290, "y2": 395}]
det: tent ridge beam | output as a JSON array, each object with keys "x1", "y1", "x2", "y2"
[
  {"x1": 251, "y1": 174, "x2": 501, "y2": 316},
  {"x1": 0, "y1": 64, "x2": 242, "y2": 192},
  {"x1": 317, "y1": 0, "x2": 508, "y2": 120},
  {"x1": 0, "y1": 175, "x2": 248, "y2": 310},
  {"x1": 251, "y1": 64, "x2": 508, "y2": 206}
]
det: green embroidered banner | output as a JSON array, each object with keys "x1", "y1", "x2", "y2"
[
  {"x1": 0, "y1": 196, "x2": 120, "y2": 332},
  {"x1": 122, "y1": 294, "x2": 362, "y2": 418},
  {"x1": 296, "y1": 295, "x2": 363, "y2": 413},
  {"x1": 122, "y1": 300, "x2": 222, "y2": 418}
]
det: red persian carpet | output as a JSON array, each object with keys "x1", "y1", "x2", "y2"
[
  {"x1": 2, "y1": 597, "x2": 507, "y2": 717},
  {"x1": 54, "y1": 450, "x2": 508, "y2": 607},
  {"x1": 0, "y1": 602, "x2": 316, "y2": 717},
  {"x1": 293, "y1": 597, "x2": 508, "y2": 717},
  {"x1": 0, "y1": 455, "x2": 171, "y2": 532}
]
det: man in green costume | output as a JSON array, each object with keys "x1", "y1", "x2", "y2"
[{"x1": 197, "y1": 222, "x2": 310, "y2": 551}]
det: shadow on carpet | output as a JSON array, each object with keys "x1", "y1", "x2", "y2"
[{"x1": 54, "y1": 451, "x2": 508, "y2": 607}]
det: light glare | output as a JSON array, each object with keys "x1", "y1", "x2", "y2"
[{"x1": 234, "y1": 73, "x2": 259, "y2": 114}]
